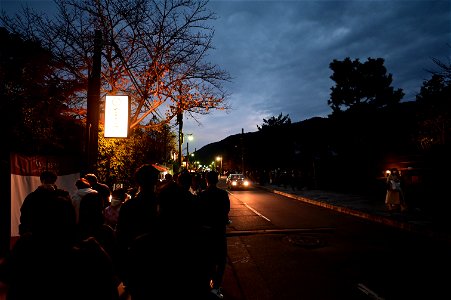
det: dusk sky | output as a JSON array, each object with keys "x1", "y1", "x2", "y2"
[{"x1": 1, "y1": 0, "x2": 450, "y2": 152}]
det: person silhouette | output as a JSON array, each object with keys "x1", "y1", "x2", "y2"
[
  {"x1": 385, "y1": 168, "x2": 405, "y2": 212},
  {"x1": 158, "y1": 169, "x2": 196, "y2": 229},
  {"x1": 19, "y1": 170, "x2": 70, "y2": 236},
  {"x1": 84, "y1": 173, "x2": 111, "y2": 208},
  {"x1": 77, "y1": 192, "x2": 118, "y2": 263},
  {"x1": 115, "y1": 164, "x2": 160, "y2": 289},
  {"x1": 124, "y1": 169, "x2": 210, "y2": 299},
  {"x1": 6, "y1": 189, "x2": 118, "y2": 300},
  {"x1": 198, "y1": 170, "x2": 231, "y2": 299},
  {"x1": 158, "y1": 170, "x2": 211, "y2": 297},
  {"x1": 104, "y1": 188, "x2": 128, "y2": 230},
  {"x1": 71, "y1": 177, "x2": 98, "y2": 224}
]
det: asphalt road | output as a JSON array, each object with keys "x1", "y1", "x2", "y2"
[
  {"x1": 223, "y1": 185, "x2": 451, "y2": 300},
  {"x1": 2, "y1": 181, "x2": 449, "y2": 300}
]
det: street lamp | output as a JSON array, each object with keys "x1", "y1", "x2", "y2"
[
  {"x1": 186, "y1": 134, "x2": 193, "y2": 171},
  {"x1": 216, "y1": 156, "x2": 223, "y2": 177}
]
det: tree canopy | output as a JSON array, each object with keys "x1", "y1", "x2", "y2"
[
  {"x1": 0, "y1": 27, "x2": 83, "y2": 155},
  {"x1": 257, "y1": 113, "x2": 291, "y2": 131},
  {"x1": 328, "y1": 57, "x2": 404, "y2": 114},
  {"x1": 1, "y1": 0, "x2": 231, "y2": 131},
  {"x1": 415, "y1": 73, "x2": 451, "y2": 148}
]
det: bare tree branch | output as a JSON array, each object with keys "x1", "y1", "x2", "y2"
[{"x1": 1, "y1": 0, "x2": 231, "y2": 130}]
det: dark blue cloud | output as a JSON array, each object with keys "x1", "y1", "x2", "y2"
[
  {"x1": 1, "y1": 0, "x2": 449, "y2": 150},
  {"x1": 184, "y1": 0, "x2": 450, "y2": 150}
]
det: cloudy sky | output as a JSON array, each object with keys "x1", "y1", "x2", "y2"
[
  {"x1": 183, "y1": 0, "x2": 450, "y2": 151},
  {"x1": 1, "y1": 0, "x2": 450, "y2": 152}
]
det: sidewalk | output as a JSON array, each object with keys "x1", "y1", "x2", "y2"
[{"x1": 257, "y1": 184, "x2": 451, "y2": 244}]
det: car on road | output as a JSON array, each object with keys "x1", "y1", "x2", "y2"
[{"x1": 226, "y1": 173, "x2": 251, "y2": 190}]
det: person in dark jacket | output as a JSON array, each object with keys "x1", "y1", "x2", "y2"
[
  {"x1": 115, "y1": 164, "x2": 160, "y2": 288},
  {"x1": 198, "y1": 170, "x2": 231, "y2": 299},
  {"x1": 19, "y1": 170, "x2": 70, "y2": 236},
  {"x1": 6, "y1": 189, "x2": 118, "y2": 300},
  {"x1": 84, "y1": 173, "x2": 111, "y2": 208}
]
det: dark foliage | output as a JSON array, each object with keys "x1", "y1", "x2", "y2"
[
  {"x1": 195, "y1": 100, "x2": 449, "y2": 212},
  {"x1": 328, "y1": 57, "x2": 404, "y2": 114},
  {"x1": 0, "y1": 27, "x2": 84, "y2": 157}
]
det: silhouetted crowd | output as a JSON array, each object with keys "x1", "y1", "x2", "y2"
[{"x1": 2, "y1": 166, "x2": 230, "y2": 300}]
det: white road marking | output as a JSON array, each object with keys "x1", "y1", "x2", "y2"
[
  {"x1": 357, "y1": 283, "x2": 385, "y2": 300},
  {"x1": 243, "y1": 202, "x2": 271, "y2": 222}
]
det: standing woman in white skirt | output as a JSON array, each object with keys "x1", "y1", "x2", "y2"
[{"x1": 385, "y1": 168, "x2": 405, "y2": 211}]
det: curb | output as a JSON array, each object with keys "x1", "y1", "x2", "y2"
[{"x1": 260, "y1": 186, "x2": 451, "y2": 244}]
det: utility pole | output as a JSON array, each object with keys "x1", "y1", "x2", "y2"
[
  {"x1": 241, "y1": 128, "x2": 245, "y2": 174},
  {"x1": 185, "y1": 134, "x2": 193, "y2": 171},
  {"x1": 186, "y1": 141, "x2": 189, "y2": 171},
  {"x1": 177, "y1": 113, "x2": 183, "y2": 171},
  {"x1": 86, "y1": 29, "x2": 102, "y2": 174}
]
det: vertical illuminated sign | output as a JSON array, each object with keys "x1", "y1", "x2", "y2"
[{"x1": 104, "y1": 95, "x2": 129, "y2": 138}]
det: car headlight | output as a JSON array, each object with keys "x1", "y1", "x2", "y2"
[
  {"x1": 232, "y1": 181, "x2": 237, "y2": 186},
  {"x1": 243, "y1": 181, "x2": 249, "y2": 186}
]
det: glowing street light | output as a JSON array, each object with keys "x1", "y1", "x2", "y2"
[{"x1": 216, "y1": 156, "x2": 223, "y2": 177}]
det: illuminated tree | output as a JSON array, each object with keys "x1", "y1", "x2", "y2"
[
  {"x1": 1, "y1": 0, "x2": 231, "y2": 131},
  {"x1": 97, "y1": 122, "x2": 176, "y2": 186}
]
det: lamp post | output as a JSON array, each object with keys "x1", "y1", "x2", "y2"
[
  {"x1": 186, "y1": 134, "x2": 193, "y2": 171},
  {"x1": 85, "y1": 29, "x2": 102, "y2": 173},
  {"x1": 216, "y1": 156, "x2": 223, "y2": 177}
]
